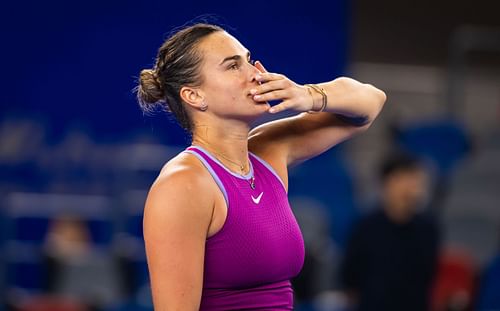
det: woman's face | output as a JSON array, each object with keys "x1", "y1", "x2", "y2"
[{"x1": 196, "y1": 31, "x2": 270, "y2": 121}]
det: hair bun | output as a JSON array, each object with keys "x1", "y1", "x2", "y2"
[{"x1": 137, "y1": 69, "x2": 165, "y2": 109}]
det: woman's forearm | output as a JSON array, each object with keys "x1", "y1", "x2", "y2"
[{"x1": 317, "y1": 77, "x2": 386, "y2": 125}]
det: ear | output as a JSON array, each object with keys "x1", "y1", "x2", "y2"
[{"x1": 180, "y1": 86, "x2": 204, "y2": 109}]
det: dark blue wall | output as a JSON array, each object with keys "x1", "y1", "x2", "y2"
[{"x1": 1, "y1": 0, "x2": 348, "y2": 143}]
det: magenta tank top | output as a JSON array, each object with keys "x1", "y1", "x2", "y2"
[{"x1": 184, "y1": 146, "x2": 305, "y2": 310}]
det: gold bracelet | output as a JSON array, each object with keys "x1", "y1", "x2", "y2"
[
  {"x1": 306, "y1": 86, "x2": 315, "y2": 111},
  {"x1": 305, "y1": 84, "x2": 327, "y2": 113},
  {"x1": 311, "y1": 84, "x2": 327, "y2": 112}
]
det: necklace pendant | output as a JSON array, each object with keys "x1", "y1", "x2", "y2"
[{"x1": 250, "y1": 177, "x2": 255, "y2": 189}]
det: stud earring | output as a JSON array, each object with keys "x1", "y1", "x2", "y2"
[{"x1": 200, "y1": 102, "x2": 208, "y2": 111}]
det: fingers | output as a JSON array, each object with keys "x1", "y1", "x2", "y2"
[
  {"x1": 255, "y1": 72, "x2": 285, "y2": 83},
  {"x1": 250, "y1": 79, "x2": 290, "y2": 96},
  {"x1": 253, "y1": 61, "x2": 284, "y2": 83},
  {"x1": 253, "y1": 89, "x2": 288, "y2": 102},
  {"x1": 254, "y1": 60, "x2": 268, "y2": 73},
  {"x1": 250, "y1": 65, "x2": 303, "y2": 114},
  {"x1": 268, "y1": 101, "x2": 291, "y2": 114}
]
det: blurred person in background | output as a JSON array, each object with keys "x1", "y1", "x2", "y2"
[
  {"x1": 340, "y1": 152, "x2": 440, "y2": 311},
  {"x1": 42, "y1": 216, "x2": 129, "y2": 311}
]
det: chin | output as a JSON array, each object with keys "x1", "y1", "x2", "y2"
[
  {"x1": 253, "y1": 103, "x2": 271, "y2": 118},
  {"x1": 239, "y1": 103, "x2": 268, "y2": 123}
]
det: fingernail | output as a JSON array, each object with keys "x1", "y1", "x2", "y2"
[
  {"x1": 269, "y1": 107, "x2": 276, "y2": 113},
  {"x1": 255, "y1": 74, "x2": 262, "y2": 80},
  {"x1": 250, "y1": 89, "x2": 257, "y2": 95},
  {"x1": 254, "y1": 95, "x2": 261, "y2": 100}
]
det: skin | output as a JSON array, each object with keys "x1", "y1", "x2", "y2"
[{"x1": 143, "y1": 31, "x2": 387, "y2": 310}]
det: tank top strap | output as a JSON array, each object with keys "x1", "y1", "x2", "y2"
[
  {"x1": 184, "y1": 146, "x2": 229, "y2": 206},
  {"x1": 186, "y1": 146, "x2": 255, "y2": 179},
  {"x1": 248, "y1": 152, "x2": 287, "y2": 191}
]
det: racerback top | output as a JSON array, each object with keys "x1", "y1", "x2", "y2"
[{"x1": 184, "y1": 146, "x2": 305, "y2": 310}]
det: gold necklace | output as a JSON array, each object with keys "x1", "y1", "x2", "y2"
[
  {"x1": 192, "y1": 140, "x2": 255, "y2": 189},
  {"x1": 214, "y1": 151, "x2": 247, "y2": 173}
]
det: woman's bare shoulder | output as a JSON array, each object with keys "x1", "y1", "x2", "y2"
[
  {"x1": 145, "y1": 151, "x2": 215, "y2": 220},
  {"x1": 156, "y1": 151, "x2": 206, "y2": 182}
]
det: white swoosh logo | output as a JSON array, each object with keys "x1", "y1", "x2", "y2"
[{"x1": 251, "y1": 192, "x2": 264, "y2": 204}]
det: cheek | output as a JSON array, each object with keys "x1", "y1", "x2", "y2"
[
  {"x1": 203, "y1": 79, "x2": 228, "y2": 100},
  {"x1": 209, "y1": 75, "x2": 241, "y2": 93},
  {"x1": 202, "y1": 72, "x2": 248, "y2": 106},
  {"x1": 217, "y1": 80, "x2": 245, "y2": 100},
  {"x1": 205, "y1": 83, "x2": 241, "y2": 109}
]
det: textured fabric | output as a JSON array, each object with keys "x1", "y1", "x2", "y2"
[{"x1": 185, "y1": 146, "x2": 305, "y2": 310}]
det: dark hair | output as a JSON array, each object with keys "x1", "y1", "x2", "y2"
[
  {"x1": 136, "y1": 23, "x2": 224, "y2": 132},
  {"x1": 379, "y1": 152, "x2": 422, "y2": 181}
]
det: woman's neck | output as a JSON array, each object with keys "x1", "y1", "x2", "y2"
[{"x1": 191, "y1": 122, "x2": 251, "y2": 174}]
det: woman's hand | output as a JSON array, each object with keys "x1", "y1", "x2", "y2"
[{"x1": 251, "y1": 61, "x2": 314, "y2": 114}]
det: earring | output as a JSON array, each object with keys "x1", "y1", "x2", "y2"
[{"x1": 200, "y1": 102, "x2": 208, "y2": 111}]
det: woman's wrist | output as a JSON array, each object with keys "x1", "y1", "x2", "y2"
[
  {"x1": 305, "y1": 84, "x2": 328, "y2": 113},
  {"x1": 305, "y1": 86, "x2": 317, "y2": 111}
]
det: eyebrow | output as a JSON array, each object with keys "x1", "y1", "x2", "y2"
[{"x1": 219, "y1": 51, "x2": 251, "y2": 65}]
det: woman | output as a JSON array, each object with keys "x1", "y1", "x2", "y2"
[{"x1": 137, "y1": 23, "x2": 386, "y2": 310}]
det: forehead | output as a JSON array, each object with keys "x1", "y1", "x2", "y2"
[{"x1": 198, "y1": 31, "x2": 248, "y2": 63}]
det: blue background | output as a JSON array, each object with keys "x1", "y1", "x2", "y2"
[{"x1": 1, "y1": 0, "x2": 348, "y2": 143}]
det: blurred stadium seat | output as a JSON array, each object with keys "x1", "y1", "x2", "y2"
[
  {"x1": 394, "y1": 118, "x2": 470, "y2": 179},
  {"x1": 3, "y1": 192, "x2": 114, "y2": 292},
  {"x1": 476, "y1": 253, "x2": 500, "y2": 311},
  {"x1": 431, "y1": 249, "x2": 476, "y2": 311},
  {"x1": 288, "y1": 147, "x2": 358, "y2": 249}
]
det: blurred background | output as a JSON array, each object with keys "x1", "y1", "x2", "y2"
[{"x1": 1, "y1": 0, "x2": 499, "y2": 310}]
